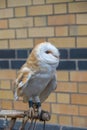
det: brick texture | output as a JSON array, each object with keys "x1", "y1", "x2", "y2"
[
  {"x1": 14, "y1": 7, "x2": 26, "y2": 17},
  {"x1": 57, "y1": 93, "x2": 70, "y2": 104},
  {"x1": 54, "y1": 4, "x2": 67, "y2": 14},
  {"x1": 0, "y1": 0, "x2": 87, "y2": 128},
  {"x1": 52, "y1": 104, "x2": 78, "y2": 115},
  {"x1": 0, "y1": 40, "x2": 8, "y2": 49},
  {"x1": 34, "y1": 16, "x2": 47, "y2": 26},
  {"x1": 56, "y1": 82, "x2": 77, "y2": 93},
  {"x1": 78, "y1": 83, "x2": 87, "y2": 93},
  {"x1": 46, "y1": 0, "x2": 73, "y2": 4},
  {"x1": 59, "y1": 116, "x2": 72, "y2": 126},
  {"x1": 0, "y1": 8, "x2": 13, "y2": 18},
  {"x1": 0, "y1": 20, "x2": 8, "y2": 29},
  {"x1": 7, "y1": 0, "x2": 32, "y2": 7},
  {"x1": 0, "y1": 0, "x2": 6, "y2": 8},
  {"x1": 73, "y1": 117, "x2": 87, "y2": 127},
  {"x1": 28, "y1": 27, "x2": 54, "y2": 37},
  {"x1": 77, "y1": 14, "x2": 87, "y2": 24},
  {"x1": 48, "y1": 37, "x2": 75, "y2": 48},
  {"x1": 1, "y1": 101, "x2": 12, "y2": 110},
  {"x1": 77, "y1": 37, "x2": 87, "y2": 48},
  {"x1": 9, "y1": 18, "x2": 33, "y2": 28},
  {"x1": 0, "y1": 30, "x2": 15, "y2": 39},
  {"x1": 55, "y1": 26, "x2": 68, "y2": 36},
  {"x1": 28, "y1": 5, "x2": 53, "y2": 16},
  {"x1": 70, "y1": 71, "x2": 87, "y2": 82},
  {"x1": 69, "y1": 2, "x2": 87, "y2": 13},
  {"x1": 48, "y1": 15, "x2": 75, "y2": 25},
  {"x1": 0, "y1": 80, "x2": 11, "y2": 89},
  {"x1": 9, "y1": 39, "x2": 33, "y2": 49},
  {"x1": 71, "y1": 94, "x2": 87, "y2": 105}
]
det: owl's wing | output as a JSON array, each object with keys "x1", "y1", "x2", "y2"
[
  {"x1": 13, "y1": 68, "x2": 34, "y2": 100},
  {"x1": 40, "y1": 75, "x2": 57, "y2": 103}
]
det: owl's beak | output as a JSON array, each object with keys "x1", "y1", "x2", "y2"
[{"x1": 54, "y1": 55, "x2": 60, "y2": 59}]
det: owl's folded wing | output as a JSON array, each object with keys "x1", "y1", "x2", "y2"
[{"x1": 13, "y1": 67, "x2": 34, "y2": 100}]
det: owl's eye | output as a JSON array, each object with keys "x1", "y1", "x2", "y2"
[{"x1": 45, "y1": 50, "x2": 52, "y2": 54}]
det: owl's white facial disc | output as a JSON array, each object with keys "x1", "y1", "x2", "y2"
[{"x1": 35, "y1": 42, "x2": 60, "y2": 67}]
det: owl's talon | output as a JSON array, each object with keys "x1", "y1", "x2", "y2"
[
  {"x1": 38, "y1": 106, "x2": 42, "y2": 116},
  {"x1": 35, "y1": 102, "x2": 41, "y2": 116},
  {"x1": 29, "y1": 107, "x2": 34, "y2": 118},
  {"x1": 28, "y1": 100, "x2": 34, "y2": 118}
]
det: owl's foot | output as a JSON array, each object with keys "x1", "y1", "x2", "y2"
[
  {"x1": 29, "y1": 107, "x2": 34, "y2": 118},
  {"x1": 36, "y1": 102, "x2": 41, "y2": 116},
  {"x1": 28, "y1": 101, "x2": 42, "y2": 118},
  {"x1": 28, "y1": 100, "x2": 34, "y2": 118}
]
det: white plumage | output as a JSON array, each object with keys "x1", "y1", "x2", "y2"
[{"x1": 14, "y1": 42, "x2": 60, "y2": 115}]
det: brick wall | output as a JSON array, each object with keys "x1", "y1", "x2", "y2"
[{"x1": 0, "y1": 0, "x2": 87, "y2": 128}]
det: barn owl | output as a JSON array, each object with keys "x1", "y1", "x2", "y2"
[{"x1": 14, "y1": 42, "x2": 60, "y2": 117}]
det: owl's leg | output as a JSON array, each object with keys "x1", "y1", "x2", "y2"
[
  {"x1": 34, "y1": 96, "x2": 41, "y2": 116},
  {"x1": 28, "y1": 98, "x2": 34, "y2": 118}
]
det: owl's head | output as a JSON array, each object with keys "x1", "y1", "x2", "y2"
[{"x1": 34, "y1": 42, "x2": 60, "y2": 67}]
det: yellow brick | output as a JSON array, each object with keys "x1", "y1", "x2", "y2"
[
  {"x1": 78, "y1": 26, "x2": 87, "y2": 35},
  {"x1": 56, "y1": 82, "x2": 77, "y2": 93},
  {"x1": 48, "y1": 15, "x2": 75, "y2": 25},
  {"x1": 46, "y1": 93, "x2": 56, "y2": 103},
  {"x1": 71, "y1": 94, "x2": 87, "y2": 105},
  {"x1": 0, "y1": 70, "x2": 16, "y2": 80},
  {"x1": 9, "y1": 18, "x2": 33, "y2": 28},
  {"x1": 0, "y1": 30, "x2": 15, "y2": 39},
  {"x1": 15, "y1": 7, "x2": 26, "y2": 17},
  {"x1": 29, "y1": 27, "x2": 54, "y2": 37},
  {"x1": 48, "y1": 37, "x2": 75, "y2": 48},
  {"x1": 70, "y1": 25, "x2": 87, "y2": 36},
  {"x1": 70, "y1": 71, "x2": 87, "y2": 82},
  {"x1": 55, "y1": 26, "x2": 68, "y2": 36},
  {"x1": 46, "y1": 0, "x2": 73, "y2": 3},
  {"x1": 69, "y1": 26, "x2": 78, "y2": 36},
  {"x1": 34, "y1": 16, "x2": 46, "y2": 26},
  {"x1": 0, "y1": 90, "x2": 13, "y2": 99},
  {"x1": 57, "y1": 93, "x2": 70, "y2": 104},
  {"x1": 52, "y1": 104, "x2": 78, "y2": 115},
  {"x1": 9, "y1": 39, "x2": 33, "y2": 49},
  {"x1": 77, "y1": 37, "x2": 87, "y2": 48},
  {"x1": 54, "y1": 4, "x2": 67, "y2": 14},
  {"x1": 0, "y1": 40, "x2": 8, "y2": 49},
  {"x1": 0, "y1": 20, "x2": 8, "y2": 29},
  {"x1": 0, "y1": 8, "x2": 13, "y2": 18},
  {"x1": 69, "y1": 2, "x2": 87, "y2": 13},
  {"x1": 77, "y1": 14, "x2": 87, "y2": 24},
  {"x1": 33, "y1": 0, "x2": 44, "y2": 5},
  {"x1": 59, "y1": 116, "x2": 72, "y2": 126},
  {"x1": 34, "y1": 38, "x2": 46, "y2": 46},
  {"x1": 16, "y1": 29, "x2": 27, "y2": 38},
  {"x1": 7, "y1": 0, "x2": 32, "y2": 7},
  {"x1": 56, "y1": 71, "x2": 69, "y2": 81},
  {"x1": 48, "y1": 114, "x2": 58, "y2": 124},
  {"x1": 1, "y1": 100, "x2": 12, "y2": 110},
  {"x1": 79, "y1": 83, "x2": 87, "y2": 94},
  {"x1": 0, "y1": 80, "x2": 11, "y2": 89},
  {"x1": 42, "y1": 102, "x2": 51, "y2": 112},
  {"x1": 0, "y1": 0, "x2": 6, "y2": 8},
  {"x1": 79, "y1": 106, "x2": 87, "y2": 116},
  {"x1": 73, "y1": 117, "x2": 87, "y2": 127},
  {"x1": 28, "y1": 5, "x2": 53, "y2": 16},
  {"x1": 13, "y1": 101, "x2": 28, "y2": 111}
]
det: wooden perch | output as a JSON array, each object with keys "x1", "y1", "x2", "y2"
[{"x1": 0, "y1": 110, "x2": 51, "y2": 130}]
